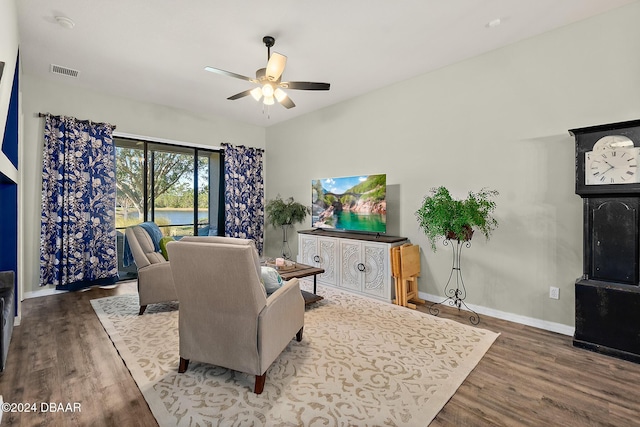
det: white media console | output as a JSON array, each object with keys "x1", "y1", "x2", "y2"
[{"x1": 297, "y1": 229, "x2": 408, "y2": 303}]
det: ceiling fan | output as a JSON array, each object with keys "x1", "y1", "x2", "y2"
[{"x1": 205, "y1": 36, "x2": 330, "y2": 109}]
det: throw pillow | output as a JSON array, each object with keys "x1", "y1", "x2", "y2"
[
  {"x1": 260, "y1": 266, "x2": 283, "y2": 295},
  {"x1": 159, "y1": 236, "x2": 175, "y2": 260}
]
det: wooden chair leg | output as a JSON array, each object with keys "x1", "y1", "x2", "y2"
[
  {"x1": 408, "y1": 276, "x2": 426, "y2": 305},
  {"x1": 138, "y1": 305, "x2": 147, "y2": 315},
  {"x1": 178, "y1": 357, "x2": 189, "y2": 373},
  {"x1": 296, "y1": 327, "x2": 304, "y2": 342},
  {"x1": 254, "y1": 373, "x2": 266, "y2": 394},
  {"x1": 401, "y1": 279, "x2": 408, "y2": 307},
  {"x1": 393, "y1": 277, "x2": 401, "y2": 306}
]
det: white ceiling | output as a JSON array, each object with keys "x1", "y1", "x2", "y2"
[{"x1": 17, "y1": 0, "x2": 637, "y2": 128}]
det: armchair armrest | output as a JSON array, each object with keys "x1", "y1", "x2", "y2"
[
  {"x1": 265, "y1": 278, "x2": 301, "y2": 306},
  {"x1": 138, "y1": 260, "x2": 172, "y2": 284},
  {"x1": 137, "y1": 261, "x2": 177, "y2": 305},
  {"x1": 258, "y1": 278, "x2": 305, "y2": 370}
]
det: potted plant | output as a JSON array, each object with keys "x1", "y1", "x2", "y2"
[
  {"x1": 415, "y1": 186, "x2": 499, "y2": 251},
  {"x1": 265, "y1": 195, "x2": 311, "y2": 259}
]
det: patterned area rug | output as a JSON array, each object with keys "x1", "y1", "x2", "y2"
[{"x1": 91, "y1": 284, "x2": 499, "y2": 427}]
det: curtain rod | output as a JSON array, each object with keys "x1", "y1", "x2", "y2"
[{"x1": 38, "y1": 112, "x2": 117, "y2": 130}]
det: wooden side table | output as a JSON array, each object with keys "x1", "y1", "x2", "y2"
[{"x1": 278, "y1": 263, "x2": 325, "y2": 305}]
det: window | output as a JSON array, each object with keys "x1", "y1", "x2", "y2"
[{"x1": 115, "y1": 137, "x2": 223, "y2": 280}]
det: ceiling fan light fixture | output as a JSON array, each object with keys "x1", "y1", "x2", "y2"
[
  {"x1": 274, "y1": 88, "x2": 288, "y2": 102},
  {"x1": 262, "y1": 84, "x2": 274, "y2": 98},
  {"x1": 263, "y1": 95, "x2": 275, "y2": 106},
  {"x1": 205, "y1": 36, "x2": 330, "y2": 111},
  {"x1": 250, "y1": 87, "x2": 263, "y2": 101}
]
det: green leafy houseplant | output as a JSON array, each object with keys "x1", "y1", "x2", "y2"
[
  {"x1": 265, "y1": 195, "x2": 311, "y2": 259},
  {"x1": 415, "y1": 186, "x2": 499, "y2": 251},
  {"x1": 265, "y1": 195, "x2": 310, "y2": 227}
]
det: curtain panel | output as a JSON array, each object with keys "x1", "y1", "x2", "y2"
[
  {"x1": 40, "y1": 115, "x2": 118, "y2": 290},
  {"x1": 222, "y1": 143, "x2": 265, "y2": 254}
]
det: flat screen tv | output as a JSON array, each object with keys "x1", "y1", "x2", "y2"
[{"x1": 312, "y1": 174, "x2": 386, "y2": 234}]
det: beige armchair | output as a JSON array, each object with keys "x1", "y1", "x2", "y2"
[
  {"x1": 167, "y1": 237, "x2": 305, "y2": 394},
  {"x1": 125, "y1": 225, "x2": 177, "y2": 315}
]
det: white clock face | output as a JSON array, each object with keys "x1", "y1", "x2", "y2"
[{"x1": 585, "y1": 147, "x2": 640, "y2": 185}]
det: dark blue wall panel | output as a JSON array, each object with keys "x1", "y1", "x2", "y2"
[
  {"x1": 2, "y1": 53, "x2": 19, "y2": 168},
  {"x1": 0, "y1": 182, "x2": 17, "y2": 275},
  {"x1": 0, "y1": 53, "x2": 19, "y2": 315}
]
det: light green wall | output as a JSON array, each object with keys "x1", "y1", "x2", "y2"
[
  {"x1": 21, "y1": 74, "x2": 265, "y2": 294},
  {"x1": 264, "y1": 3, "x2": 640, "y2": 328}
]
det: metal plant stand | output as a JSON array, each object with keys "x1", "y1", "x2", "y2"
[{"x1": 429, "y1": 238, "x2": 480, "y2": 325}]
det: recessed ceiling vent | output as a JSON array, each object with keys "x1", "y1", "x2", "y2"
[{"x1": 50, "y1": 64, "x2": 80, "y2": 78}]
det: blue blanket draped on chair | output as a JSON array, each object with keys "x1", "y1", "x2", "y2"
[{"x1": 122, "y1": 221, "x2": 163, "y2": 267}]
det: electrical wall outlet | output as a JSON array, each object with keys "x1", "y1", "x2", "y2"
[{"x1": 549, "y1": 286, "x2": 560, "y2": 300}]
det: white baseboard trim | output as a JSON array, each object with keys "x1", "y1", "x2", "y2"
[
  {"x1": 23, "y1": 287, "x2": 66, "y2": 300},
  {"x1": 419, "y1": 291, "x2": 575, "y2": 337}
]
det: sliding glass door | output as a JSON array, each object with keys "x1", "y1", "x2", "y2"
[{"x1": 114, "y1": 137, "x2": 223, "y2": 280}]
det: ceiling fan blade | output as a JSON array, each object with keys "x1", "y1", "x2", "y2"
[
  {"x1": 279, "y1": 96, "x2": 296, "y2": 109},
  {"x1": 281, "y1": 81, "x2": 330, "y2": 91},
  {"x1": 204, "y1": 66, "x2": 259, "y2": 84},
  {"x1": 266, "y1": 52, "x2": 287, "y2": 82},
  {"x1": 227, "y1": 89, "x2": 253, "y2": 100}
]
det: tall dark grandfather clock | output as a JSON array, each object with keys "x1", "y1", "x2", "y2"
[{"x1": 571, "y1": 119, "x2": 640, "y2": 363}]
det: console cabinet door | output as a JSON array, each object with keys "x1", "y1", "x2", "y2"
[
  {"x1": 298, "y1": 234, "x2": 337, "y2": 285},
  {"x1": 339, "y1": 240, "x2": 390, "y2": 299},
  {"x1": 317, "y1": 237, "x2": 338, "y2": 285},
  {"x1": 362, "y1": 243, "x2": 388, "y2": 299},
  {"x1": 299, "y1": 235, "x2": 318, "y2": 266},
  {"x1": 340, "y1": 240, "x2": 362, "y2": 292}
]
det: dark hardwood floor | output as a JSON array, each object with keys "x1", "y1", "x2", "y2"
[
  {"x1": 0, "y1": 282, "x2": 158, "y2": 427},
  {"x1": 1, "y1": 283, "x2": 640, "y2": 426},
  {"x1": 420, "y1": 304, "x2": 640, "y2": 427}
]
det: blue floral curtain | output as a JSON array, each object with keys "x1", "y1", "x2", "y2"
[
  {"x1": 222, "y1": 143, "x2": 265, "y2": 254},
  {"x1": 40, "y1": 115, "x2": 118, "y2": 291}
]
